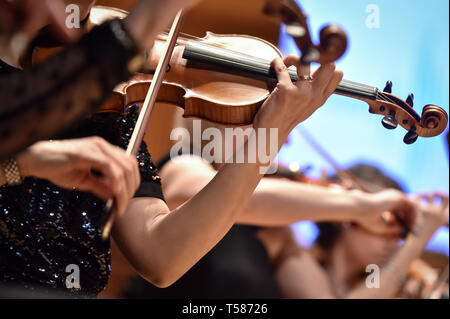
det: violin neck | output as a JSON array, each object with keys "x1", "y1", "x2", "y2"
[
  {"x1": 334, "y1": 80, "x2": 378, "y2": 101},
  {"x1": 183, "y1": 40, "x2": 379, "y2": 101}
]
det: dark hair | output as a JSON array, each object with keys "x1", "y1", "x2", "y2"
[
  {"x1": 315, "y1": 164, "x2": 404, "y2": 251},
  {"x1": 336, "y1": 164, "x2": 404, "y2": 192}
]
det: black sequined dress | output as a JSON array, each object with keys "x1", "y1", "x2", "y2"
[{"x1": 0, "y1": 105, "x2": 164, "y2": 298}]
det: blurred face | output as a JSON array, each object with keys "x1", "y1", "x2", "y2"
[{"x1": 340, "y1": 224, "x2": 400, "y2": 267}]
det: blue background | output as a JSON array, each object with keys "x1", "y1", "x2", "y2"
[{"x1": 277, "y1": 0, "x2": 449, "y2": 255}]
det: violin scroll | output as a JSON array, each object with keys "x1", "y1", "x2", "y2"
[
  {"x1": 421, "y1": 105, "x2": 448, "y2": 131},
  {"x1": 318, "y1": 25, "x2": 348, "y2": 65},
  {"x1": 368, "y1": 83, "x2": 448, "y2": 143},
  {"x1": 263, "y1": 0, "x2": 348, "y2": 64},
  {"x1": 404, "y1": 105, "x2": 448, "y2": 144}
]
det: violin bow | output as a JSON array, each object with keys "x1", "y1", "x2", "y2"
[
  {"x1": 296, "y1": 128, "x2": 370, "y2": 192},
  {"x1": 296, "y1": 127, "x2": 412, "y2": 236},
  {"x1": 101, "y1": 10, "x2": 187, "y2": 240}
]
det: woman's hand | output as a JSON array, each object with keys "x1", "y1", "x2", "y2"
[
  {"x1": 253, "y1": 55, "x2": 343, "y2": 136},
  {"x1": 16, "y1": 137, "x2": 141, "y2": 217},
  {"x1": 413, "y1": 193, "x2": 449, "y2": 233},
  {"x1": 353, "y1": 189, "x2": 419, "y2": 236},
  {"x1": 0, "y1": 0, "x2": 82, "y2": 65}
]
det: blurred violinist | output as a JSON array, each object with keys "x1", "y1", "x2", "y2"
[{"x1": 257, "y1": 165, "x2": 449, "y2": 299}]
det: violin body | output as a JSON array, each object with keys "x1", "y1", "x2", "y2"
[
  {"x1": 40, "y1": 6, "x2": 278, "y2": 125},
  {"x1": 103, "y1": 31, "x2": 283, "y2": 125}
]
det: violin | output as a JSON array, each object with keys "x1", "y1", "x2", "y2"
[{"x1": 27, "y1": 5, "x2": 448, "y2": 146}]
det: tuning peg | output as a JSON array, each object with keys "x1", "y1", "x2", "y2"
[
  {"x1": 382, "y1": 111, "x2": 398, "y2": 130},
  {"x1": 301, "y1": 48, "x2": 320, "y2": 64},
  {"x1": 406, "y1": 93, "x2": 414, "y2": 107},
  {"x1": 403, "y1": 127, "x2": 418, "y2": 144},
  {"x1": 285, "y1": 22, "x2": 307, "y2": 38},
  {"x1": 383, "y1": 81, "x2": 393, "y2": 93}
]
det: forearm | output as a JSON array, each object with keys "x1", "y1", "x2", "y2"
[
  {"x1": 237, "y1": 180, "x2": 371, "y2": 226},
  {"x1": 118, "y1": 128, "x2": 289, "y2": 286},
  {"x1": 148, "y1": 164, "x2": 262, "y2": 284},
  {"x1": 119, "y1": 55, "x2": 344, "y2": 286}
]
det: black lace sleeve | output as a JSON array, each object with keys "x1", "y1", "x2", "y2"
[
  {"x1": 59, "y1": 104, "x2": 165, "y2": 201},
  {"x1": 0, "y1": 19, "x2": 141, "y2": 161}
]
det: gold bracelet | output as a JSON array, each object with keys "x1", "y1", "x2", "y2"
[{"x1": 1, "y1": 158, "x2": 22, "y2": 186}]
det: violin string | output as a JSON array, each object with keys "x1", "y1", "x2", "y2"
[
  {"x1": 161, "y1": 30, "x2": 217, "y2": 43},
  {"x1": 337, "y1": 81, "x2": 381, "y2": 100},
  {"x1": 162, "y1": 30, "x2": 403, "y2": 107},
  {"x1": 377, "y1": 91, "x2": 401, "y2": 107},
  {"x1": 341, "y1": 80, "x2": 375, "y2": 92},
  {"x1": 348, "y1": 82, "x2": 380, "y2": 95},
  {"x1": 376, "y1": 91, "x2": 391, "y2": 102},
  {"x1": 376, "y1": 91, "x2": 390, "y2": 102},
  {"x1": 180, "y1": 32, "x2": 206, "y2": 41},
  {"x1": 375, "y1": 91, "x2": 420, "y2": 122},
  {"x1": 376, "y1": 90, "x2": 396, "y2": 104}
]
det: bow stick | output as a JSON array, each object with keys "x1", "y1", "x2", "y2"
[
  {"x1": 101, "y1": 10, "x2": 187, "y2": 240},
  {"x1": 297, "y1": 128, "x2": 370, "y2": 192},
  {"x1": 296, "y1": 127, "x2": 412, "y2": 236}
]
